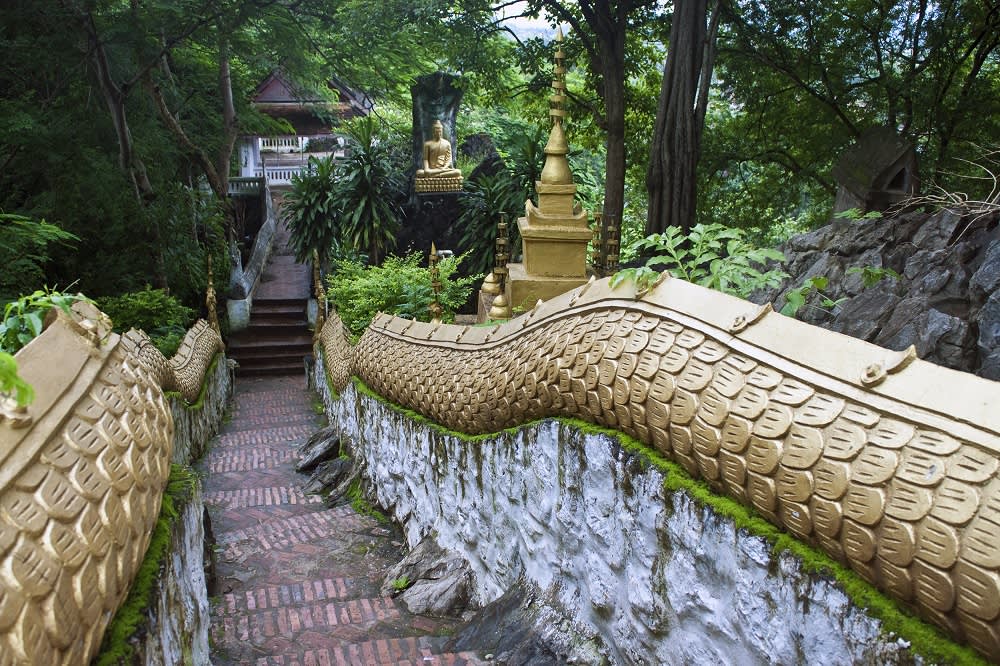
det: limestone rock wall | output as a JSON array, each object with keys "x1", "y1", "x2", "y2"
[
  {"x1": 751, "y1": 210, "x2": 1000, "y2": 379},
  {"x1": 126, "y1": 479, "x2": 210, "y2": 666},
  {"x1": 330, "y1": 384, "x2": 916, "y2": 665}
]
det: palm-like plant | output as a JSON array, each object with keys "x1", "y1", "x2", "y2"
[
  {"x1": 283, "y1": 117, "x2": 405, "y2": 267},
  {"x1": 282, "y1": 156, "x2": 339, "y2": 265},
  {"x1": 456, "y1": 171, "x2": 525, "y2": 275},
  {"x1": 332, "y1": 116, "x2": 404, "y2": 265}
]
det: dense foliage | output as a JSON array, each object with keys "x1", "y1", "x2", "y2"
[
  {"x1": 97, "y1": 287, "x2": 195, "y2": 357},
  {"x1": 0, "y1": 214, "x2": 79, "y2": 302},
  {"x1": 612, "y1": 224, "x2": 787, "y2": 298},
  {"x1": 285, "y1": 117, "x2": 407, "y2": 267},
  {"x1": 1, "y1": 0, "x2": 997, "y2": 336},
  {"x1": 326, "y1": 253, "x2": 481, "y2": 337}
]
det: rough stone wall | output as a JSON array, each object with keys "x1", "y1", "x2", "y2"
[
  {"x1": 751, "y1": 210, "x2": 1000, "y2": 379},
  {"x1": 170, "y1": 354, "x2": 233, "y2": 465},
  {"x1": 130, "y1": 480, "x2": 210, "y2": 666},
  {"x1": 330, "y1": 384, "x2": 917, "y2": 665}
]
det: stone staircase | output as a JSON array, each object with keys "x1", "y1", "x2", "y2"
[
  {"x1": 227, "y1": 212, "x2": 314, "y2": 377},
  {"x1": 227, "y1": 296, "x2": 312, "y2": 377}
]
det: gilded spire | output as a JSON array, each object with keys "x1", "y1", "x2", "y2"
[{"x1": 540, "y1": 27, "x2": 572, "y2": 186}]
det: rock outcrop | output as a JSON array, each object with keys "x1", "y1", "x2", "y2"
[{"x1": 752, "y1": 209, "x2": 1000, "y2": 379}]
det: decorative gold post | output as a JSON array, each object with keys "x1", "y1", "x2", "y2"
[
  {"x1": 206, "y1": 253, "x2": 223, "y2": 344},
  {"x1": 313, "y1": 250, "x2": 326, "y2": 343},
  {"x1": 488, "y1": 217, "x2": 512, "y2": 320},
  {"x1": 606, "y1": 216, "x2": 620, "y2": 274},
  {"x1": 504, "y1": 26, "x2": 592, "y2": 308},
  {"x1": 590, "y1": 206, "x2": 605, "y2": 276},
  {"x1": 429, "y1": 242, "x2": 443, "y2": 324}
]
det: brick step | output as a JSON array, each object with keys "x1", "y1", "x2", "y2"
[
  {"x1": 235, "y1": 320, "x2": 309, "y2": 334},
  {"x1": 220, "y1": 413, "x2": 318, "y2": 434},
  {"x1": 213, "y1": 425, "x2": 315, "y2": 449},
  {"x1": 228, "y1": 343, "x2": 312, "y2": 358},
  {"x1": 253, "y1": 637, "x2": 485, "y2": 666},
  {"x1": 204, "y1": 447, "x2": 297, "y2": 474},
  {"x1": 231, "y1": 335, "x2": 310, "y2": 346},
  {"x1": 214, "y1": 577, "x2": 367, "y2": 616},
  {"x1": 209, "y1": 596, "x2": 402, "y2": 645},
  {"x1": 233, "y1": 363, "x2": 309, "y2": 377},
  {"x1": 250, "y1": 303, "x2": 306, "y2": 317},
  {"x1": 211, "y1": 506, "x2": 364, "y2": 550},
  {"x1": 253, "y1": 296, "x2": 308, "y2": 308}
]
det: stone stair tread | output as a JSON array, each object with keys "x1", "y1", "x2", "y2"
[{"x1": 249, "y1": 636, "x2": 487, "y2": 666}]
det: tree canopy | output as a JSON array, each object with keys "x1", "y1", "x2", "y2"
[{"x1": 2, "y1": 0, "x2": 997, "y2": 306}]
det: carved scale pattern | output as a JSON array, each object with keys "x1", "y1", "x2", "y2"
[
  {"x1": 327, "y1": 278, "x2": 1000, "y2": 660},
  {"x1": 165, "y1": 320, "x2": 226, "y2": 403},
  {"x1": 319, "y1": 313, "x2": 354, "y2": 392},
  {"x1": 1, "y1": 313, "x2": 174, "y2": 665}
]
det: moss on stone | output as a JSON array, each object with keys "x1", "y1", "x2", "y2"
[
  {"x1": 345, "y1": 476, "x2": 389, "y2": 524},
  {"x1": 94, "y1": 464, "x2": 199, "y2": 666},
  {"x1": 341, "y1": 382, "x2": 988, "y2": 665}
]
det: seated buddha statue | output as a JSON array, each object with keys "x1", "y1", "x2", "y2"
[{"x1": 415, "y1": 120, "x2": 462, "y2": 192}]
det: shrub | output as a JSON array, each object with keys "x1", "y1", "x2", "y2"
[
  {"x1": 97, "y1": 287, "x2": 194, "y2": 357},
  {"x1": 456, "y1": 171, "x2": 525, "y2": 275},
  {"x1": 0, "y1": 214, "x2": 78, "y2": 302},
  {"x1": 327, "y1": 253, "x2": 480, "y2": 337},
  {"x1": 0, "y1": 288, "x2": 91, "y2": 354},
  {"x1": 612, "y1": 223, "x2": 787, "y2": 297}
]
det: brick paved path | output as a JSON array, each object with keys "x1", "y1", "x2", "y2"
[
  {"x1": 203, "y1": 375, "x2": 485, "y2": 666},
  {"x1": 202, "y1": 212, "x2": 484, "y2": 665}
]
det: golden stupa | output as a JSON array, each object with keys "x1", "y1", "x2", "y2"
[{"x1": 504, "y1": 27, "x2": 592, "y2": 309}]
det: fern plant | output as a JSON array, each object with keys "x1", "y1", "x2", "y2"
[{"x1": 612, "y1": 224, "x2": 787, "y2": 298}]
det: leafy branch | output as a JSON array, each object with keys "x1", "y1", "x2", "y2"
[{"x1": 611, "y1": 223, "x2": 787, "y2": 297}]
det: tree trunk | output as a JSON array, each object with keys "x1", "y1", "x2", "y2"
[
  {"x1": 645, "y1": 0, "x2": 720, "y2": 236},
  {"x1": 599, "y1": 26, "x2": 628, "y2": 232},
  {"x1": 63, "y1": 1, "x2": 169, "y2": 288}
]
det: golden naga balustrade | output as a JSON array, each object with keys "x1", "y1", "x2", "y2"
[
  {"x1": 321, "y1": 273, "x2": 1000, "y2": 660},
  {"x1": 0, "y1": 303, "x2": 224, "y2": 665}
]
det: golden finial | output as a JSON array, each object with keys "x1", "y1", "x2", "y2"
[
  {"x1": 540, "y1": 26, "x2": 572, "y2": 186},
  {"x1": 429, "y1": 242, "x2": 443, "y2": 324},
  {"x1": 487, "y1": 218, "x2": 512, "y2": 320},
  {"x1": 206, "y1": 253, "x2": 222, "y2": 339}
]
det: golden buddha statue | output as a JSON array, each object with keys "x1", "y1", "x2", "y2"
[{"x1": 415, "y1": 120, "x2": 463, "y2": 192}]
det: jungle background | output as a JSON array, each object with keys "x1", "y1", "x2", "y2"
[{"x1": 1, "y1": 0, "x2": 998, "y2": 338}]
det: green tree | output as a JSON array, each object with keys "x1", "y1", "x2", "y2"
[
  {"x1": 710, "y1": 0, "x2": 1000, "y2": 227},
  {"x1": 331, "y1": 117, "x2": 406, "y2": 265},
  {"x1": 0, "y1": 214, "x2": 79, "y2": 302},
  {"x1": 645, "y1": 0, "x2": 723, "y2": 235}
]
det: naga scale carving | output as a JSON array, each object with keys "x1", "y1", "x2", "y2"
[
  {"x1": 321, "y1": 274, "x2": 1000, "y2": 660},
  {"x1": 0, "y1": 303, "x2": 223, "y2": 665}
]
